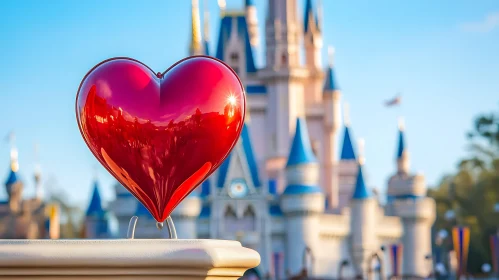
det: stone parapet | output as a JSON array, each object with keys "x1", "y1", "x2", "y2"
[{"x1": 0, "y1": 239, "x2": 260, "y2": 280}]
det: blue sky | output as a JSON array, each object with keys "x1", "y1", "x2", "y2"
[{"x1": 0, "y1": 0, "x2": 498, "y2": 210}]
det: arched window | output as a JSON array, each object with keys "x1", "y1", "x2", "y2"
[
  {"x1": 241, "y1": 206, "x2": 256, "y2": 231},
  {"x1": 302, "y1": 246, "x2": 315, "y2": 275},
  {"x1": 224, "y1": 206, "x2": 238, "y2": 232}
]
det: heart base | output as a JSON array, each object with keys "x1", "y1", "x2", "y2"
[{"x1": 0, "y1": 239, "x2": 261, "y2": 279}]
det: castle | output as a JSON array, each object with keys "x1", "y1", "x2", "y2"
[
  {"x1": 82, "y1": 0, "x2": 437, "y2": 279},
  {"x1": 1, "y1": 141, "x2": 60, "y2": 239}
]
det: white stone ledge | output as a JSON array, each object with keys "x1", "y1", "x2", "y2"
[{"x1": 0, "y1": 239, "x2": 261, "y2": 280}]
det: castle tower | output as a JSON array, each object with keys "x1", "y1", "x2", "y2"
[
  {"x1": 281, "y1": 118, "x2": 325, "y2": 277},
  {"x1": 337, "y1": 103, "x2": 358, "y2": 209},
  {"x1": 245, "y1": 0, "x2": 259, "y2": 47},
  {"x1": 264, "y1": 0, "x2": 301, "y2": 68},
  {"x1": 262, "y1": 0, "x2": 306, "y2": 173},
  {"x1": 349, "y1": 159, "x2": 377, "y2": 277},
  {"x1": 189, "y1": 0, "x2": 204, "y2": 56},
  {"x1": 322, "y1": 47, "x2": 341, "y2": 209},
  {"x1": 386, "y1": 120, "x2": 436, "y2": 276},
  {"x1": 84, "y1": 180, "x2": 112, "y2": 239},
  {"x1": 171, "y1": 192, "x2": 201, "y2": 239}
]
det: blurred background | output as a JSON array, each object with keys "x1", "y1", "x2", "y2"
[{"x1": 1, "y1": 0, "x2": 498, "y2": 279}]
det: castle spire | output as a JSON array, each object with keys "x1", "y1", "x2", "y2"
[
  {"x1": 286, "y1": 118, "x2": 317, "y2": 167},
  {"x1": 340, "y1": 103, "x2": 356, "y2": 161},
  {"x1": 203, "y1": 0, "x2": 210, "y2": 56},
  {"x1": 343, "y1": 101, "x2": 350, "y2": 127},
  {"x1": 323, "y1": 46, "x2": 339, "y2": 92},
  {"x1": 304, "y1": 0, "x2": 319, "y2": 34},
  {"x1": 86, "y1": 179, "x2": 104, "y2": 217},
  {"x1": 357, "y1": 138, "x2": 365, "y2": 165},
  {"x1": 189, "y1": 0, "x2": 203, "y2": 56},
  {"x1": 34, "y1": 143, "x2": 43, "y2": 200},
  {"x1": 5, "y1": 132, "x2": 19, "y2": 186},
  {"x1": 352, "y1": 161, "x2": 371, "y2": 199},
  {"x1": 9, "y1": 132, "x2": 18, "y2": 173},
  {"x1": 218, "y1": 0, "x2": 226, "y2": 14},
  {"x1": 245, "y1": 0, "x2": 259, "y2": 47}
]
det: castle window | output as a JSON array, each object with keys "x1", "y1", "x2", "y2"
[
  {"x1": 281, "y1": 54, "x2": 287, "y2": 65},
  {"x1": 241, "y1": 206, "x2": 256, "y2": 231},
  {"x1": 230, "y1": 52, "x2": 239, "y2": 61},
  {"x1": 311, "y1": 140, "x2": 321, "y2": 158},
  {"x1": 224, "y1": 206, "x2": 238, "y2": 233}
]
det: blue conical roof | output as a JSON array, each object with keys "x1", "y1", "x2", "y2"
[
  {"x1": 340, "y1": 126, "x2": 356, "y2": 160},
  {"x1": 86, "y1": 181, "x2": 105, "y2": 216},
  {"x1": 324, "y1": 66, "x2": 339, "y2": 92},
  {"x1": 397, "y1": 129, "x2": 405, "y2": 159},
  {"x1": 5, "y1": 169, "x2": 19, "y2": 186},
  {"x1": 286, "y1": 118, "x2": 317, "y2": 167},
  {"x1": 245, "y1": 0, "x2": 255, "y2": 6},
  {"x1": 304, "y1": 0, "x2": 319, "y2": 33},
  {"x1": 352, "y1": 164, "x2": 371, "y2": 199}
]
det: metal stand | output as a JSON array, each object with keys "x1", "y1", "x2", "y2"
[{"x1": 127, "y1": 215, "x2": 177, "y2": 239}]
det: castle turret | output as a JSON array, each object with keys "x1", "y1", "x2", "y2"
[
  {"x1": 281, "y1": 118, "x2": 324, "y2": 276},
  {"x1": 387, "y1": 119, "x2": 426, "y2": 199},
  {"x1": 171, "y1": 191, "x2": 201, "y2": 239},
  {"x1": 337, "y1": 103, "x2": 358, "y2": 209},
  {"x1": 245, "y1": 0, "x2": 259, "y2": 47},
  {"x1": 349, "y1": 159, "x2": 377, "y2": 277},
  {"x1": 386, "y1": 120, "x2": 436, "y2": 276},
  {"x1": 189, "y1": 0, "x2": 204, "y2": 56},
  {"x1": 322, "y1": 47, "x2": 341, "y2": 209},
  {"x1": 84, "y1": 180, "x2": 112, "y2": 239}
]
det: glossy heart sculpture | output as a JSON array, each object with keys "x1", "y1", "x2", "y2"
[{"x1": 76, "y1": 56, "x2": 245, "y2": 222}]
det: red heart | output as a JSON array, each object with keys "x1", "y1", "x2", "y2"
[{"x1": 76, "y1": 56, "x2": 245, "y2": 222}]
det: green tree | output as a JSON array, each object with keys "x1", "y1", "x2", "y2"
[{"x1": 429, "y1": 106, "x2": 499, "y2": 274}]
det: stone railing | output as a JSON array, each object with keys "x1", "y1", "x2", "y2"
[{"x1": 0, "y1": 239, "x2": 260, "y2": 279}]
